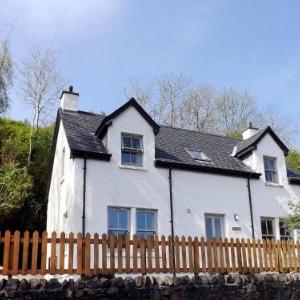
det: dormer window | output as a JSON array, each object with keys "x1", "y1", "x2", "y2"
[
  {"x1": 121, "y1": 134, "x2": 143, "y2": 166},
  {"x1": 264, "y1": 156, "x2": 278, "y2": 183},
  {"x1": 186, "y1": 148, "x2": 210, "y2": 161}
]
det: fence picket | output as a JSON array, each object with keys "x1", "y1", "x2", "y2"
[
  {"x1": 125, "y1": 235, "x2": 130, "y2": 274},
  {"x1": 59, "y1": 232, "x2": 65, "y2": 274},
  {"x1": 200, "y1": 237, "x2": 206, "y2": 272},
  {"x1": 3, "y1": 230, "x2": 11, "y2": 275},
  {"x1": 188, "y1": 237, "x2": 193, "y2": 273},
  {"x1": 155, "y1": 236, "x2": 160, "y2": 273},
  {"x1": 68, "y1": 233, "x2": 74, "y2": 274},
  {"x1": 147, "y1": 236, "x2": 153, "y2": 273},
  {"x1": 41, "y1": 231, "x2": 47, "y2": 275},
  {"x1": 77, "y1": 233, "x2": 83, "y2": 275},
  {"x1": 133, "y1": 235, "x2": 138, "y2": 273},
  {"x1": 182, "y1": 236, "x2": 187, "y2": 273},
  {"x1": 117, "y1": 236, "x2": 122, "y2": 273},
  {"x1": 230, "y1": 238, "x2": 236, "y2": 272},
  {"x1": 175, "y1": 236, "x2": 180, "y2": 273},
  {"x1": 2, "y1": 231, "x2": 300, "y2": 276},
  {"x1": 224, "y1": 238, "x2": 230, "y2": 272},
  {"x1": 94, "y1": 233, "x2": 99, "y2": 274},
  {"x1": 102, "y1": 234, "x2": 107, "y2": 274},
  {"x1": 22, "y1": 231, "x2": 30, "y2": 275},
  {"x1": 50, "y1": 232, "x2": 57, "y2": 275}
]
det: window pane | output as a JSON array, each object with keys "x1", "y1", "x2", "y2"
[
  {"x1": 119, "y1": 210, "x2": 128, "y2": 229},
  {"x1": 132, "y1": 138, "x2": 141, "y2": 149},
  {"x1": 146, "y1": 212, "x2": 155, "y2": 230},
  {"x1": 108, "y1": 210, "x2": 118, "y2": 229},
  {"x1": 123, "y1": 137, "x2": 131, "y2": 148},
  {"x1": 264, "y1": 158, "x2": 269, "y2": 169},
  {"x1": 136, "y1": 153, "x2": 143, "y2": 165},
  {"x1": 261, "y1": 219, "x2": 267, "y2": 234},
  {"x1": 214, "y1": 218, "x2": 222, "y2": 238},
  {"x1": 268, "y1": 159, "x2": 276, "y2": 171},
  {"x1": 267, "y1": 220, "x2": 273, "y2": 234},
  {"x1": 137, "y1": 211, "x2": 146, "y2": 230},
  {"x1": 205, "y1": 217, "x2": 213, "y2": 240},
  {"x1": 122, "y1": 151, "x2": 131, "y2": 164}
]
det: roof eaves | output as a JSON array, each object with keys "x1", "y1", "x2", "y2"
[
  {"x1": 155, "y1": 159, "x2": 261, "y2": 179},
  {"x1": 71, "y1": 149, "x2": 111, "y2": 161}
]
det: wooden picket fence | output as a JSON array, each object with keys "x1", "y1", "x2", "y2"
[{"x1": 0, "y1": 230, "x2": 300, "y2": 276}]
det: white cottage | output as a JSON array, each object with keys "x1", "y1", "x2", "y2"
[{"x1": 47, "y1": 86, "x2": 300, "y2": 241}]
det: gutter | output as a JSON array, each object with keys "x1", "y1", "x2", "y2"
[
  {"x1": 247, "y1": 175, "x2": 255, "y2": 239},
  {"x1": 168, "y1": 167, "x2": 176, "y2": 278}
]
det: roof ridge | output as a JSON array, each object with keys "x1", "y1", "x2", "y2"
[{"x1": 160, "y1": 125, "x2": 242, "y2": 141}]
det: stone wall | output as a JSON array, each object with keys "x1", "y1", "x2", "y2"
[{"x1": 1, "y1": 273, "x2": 300, "y2": 299}]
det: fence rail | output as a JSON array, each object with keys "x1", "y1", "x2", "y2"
[{"x1": 0, "y1": 230, "x2": 299, "y2": 276}]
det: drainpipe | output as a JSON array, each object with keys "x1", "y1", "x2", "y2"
[
  {"x1": 247, "y1": 175, "x2": 255, "y2": 239},
  {"x1": 82, "y1": 157, "x2": 87, "y2": 236},
  {"x1": 168, "y1": 167, "x2": 176, "y2": 278}
]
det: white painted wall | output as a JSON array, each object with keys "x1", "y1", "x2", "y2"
[
  {"x1": 47, "y1": 121, "x2": 75, "y2": 234},
  {"x1": 243, "y1": 133, "x2": 300, "y2": 239},
  {"x1": 48, "y1": 108, "x2": 300, "y2": 242}
]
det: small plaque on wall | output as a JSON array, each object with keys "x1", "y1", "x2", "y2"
[{"x1": 232, "y1": 226, "x2": 241, "y2": 231}]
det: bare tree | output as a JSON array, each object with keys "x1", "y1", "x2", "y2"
[
  {"x1": 216, "y1": 87, "x2": 260, "y2": 134},
  {"x1": 17, "y1": 44, "x2": 65, "y2": 164},
  {"x1": 260, "y1": 105, "x2": 299, "y2": 146},
  {"x1": 125, "y1": 76, "x2": 154, "y2": 116},
  {"x1": 180, "y1": 85, "x2": 217, "y2": 132},
  {"x1": 157, "y1": 73, "x2": 190, "y2": 127},
  {"x1": 0, "y1": 38, "x2": 13, "y2": 115}
]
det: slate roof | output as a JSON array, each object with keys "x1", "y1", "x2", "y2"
[
  {"x1": 56, "y1": 108, "x2": 300, "y2": 181},
  {"x1": 235, "y1": 126, "x2": 289, "y2": 158},
  {"x1": 59, "y1": 109, "x2": 259, "y2": 177}
]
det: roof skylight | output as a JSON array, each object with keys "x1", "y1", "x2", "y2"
[{"x1": 186, "y1": 149, "x2": 211, "y2": 161}]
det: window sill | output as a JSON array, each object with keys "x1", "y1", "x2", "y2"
[
  {"x1": 265, "y1": 182, "x2": 283, "y2": 188},
  {"x1": 119, "y1": 164, "x2": 147, "y2": 171}
]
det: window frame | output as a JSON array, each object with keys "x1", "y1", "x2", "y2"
[
  {"x1": 263, "y1": 156, "x2": 279, "y2": 184},
  {"x1": 121, "y1": 133, "x2": 144, "y2": 166},
  {"x1": 107, "y1": 207, "x2": 130, "y2": 237},
  {"x1": 136, "y1": 209, "x2": 157, "y2": 238},
  {"x1": 185, "y1": 148, "x2": 211, "y2": 162},
  {"x1": 279, "y1": 219, "x2": 292, "y2": 241},
  {"x1": 260, "y1": 217, "x2": 275, "y2": 240},
  {"x1": 205, "y1": 214, "x2": 224, "y2": 240}
]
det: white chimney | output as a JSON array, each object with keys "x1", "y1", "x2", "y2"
[
  {"x1": 60, "y1": 86, "x2": 79, "y2": 111},
  {"x1": 242, "y1": 122, "x2": 259, "y2": 140}
]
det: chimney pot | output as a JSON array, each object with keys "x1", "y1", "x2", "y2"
[{"x1": 69, "y1": 85, "x2": 73, "y2": 92}]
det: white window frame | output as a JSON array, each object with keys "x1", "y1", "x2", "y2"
[
  {"x1": 107, "y1": 207, "x2": 130, "y2": 237},
  {"x1": 121, "y1": 133, "x2": 143, "y2": 166},
  {"x1": 263, "y1": 156, "x2": 278, "y2": 183},
  {"x1": 136, "y1": 209, "x2": 157, "y2": 237},
  {"x1": 279, "y1": 219, "x2": 292, "y2": 241},
  {"x1": 205, "y1": 214, "x2": 224, "y2": 240},
  {"x1": 260, "y1": 217, "x2": 275, "y2": 240}
]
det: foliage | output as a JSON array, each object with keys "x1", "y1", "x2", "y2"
[
  {"x1": 0, "y1": 39, "x2": 13, "y2": 115},
  {"x1": 286, "y1": 149, "x2": 300, "y2": 173},
  {"x1": 0, "y1": 118, "x2": 53, "y2": 231},
  {"x1": 284, "y1": 201, "x2": 300, "y2": 230},
  {"x1": 0, "y1": 166, "x2": 32, "y2": 223}
]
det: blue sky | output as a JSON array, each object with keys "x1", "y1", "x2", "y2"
[{"x1": 1, "y1": 0, "x2": 300, "y2": 139}]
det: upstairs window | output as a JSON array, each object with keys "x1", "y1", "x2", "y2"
[
  {"x1": 121, "y1": 134, "x2": 143, "y2": 166},
  {"x1": 186, "y1": 149, "x2": 210, "y2": 161},
  {"x1": 261, "y1": 217, "x2": 275, "y2": 240},
  {"x1": 279, "y1": 219, "x2": 292, "y2": 241},
  {"x1": 136, "y1": 210, "x2": 157, "y2": 238},
  {"x1": 264, "y1": 157, "x2": 278, "y2": 183},
  {"x1": 108, "y1": 207, "x2": 130, "y2": 237}
]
